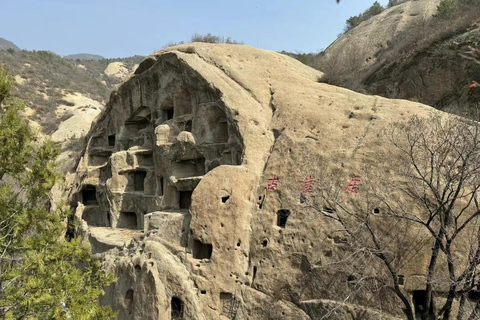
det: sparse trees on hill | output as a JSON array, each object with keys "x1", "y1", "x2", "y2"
[
  {"x1": 309, "y1": 115, "x2": 480, "y2": 320},
  {"x1": 0, "y1": 65, "x2": 116, "y2": 319},
  {"x1": 344, "y1": 1, "x2": 385, "y2": 33}
]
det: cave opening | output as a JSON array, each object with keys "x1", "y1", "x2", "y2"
[
  {"x1": 276, "y1": 209, "x2": 291, "y2": 228},
  {"x1": 179, "y1": 191, "x2": 193, "y2": 209},
  {"x1": 108, "y1": 134, "x2": 116, "y2": 147},
  {"x1": 193, "y1": 239, "x2": 212, "y2": 259},
  {"x1": 118, "y1": 212, "x2": 138, "y2": 229},
  {"x1": 133, "y1": 171, "x2": 147, "y2": 192},
  {"x1": 81, "y1": 186, "x2": 97, "y2": 206},
  {"x1": 171, "y1": 297, "x2": 184, "y2": 320}
]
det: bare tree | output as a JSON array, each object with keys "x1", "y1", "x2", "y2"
[{"x1": 307, "y1": 115, "x2": 480, "y2": 320}]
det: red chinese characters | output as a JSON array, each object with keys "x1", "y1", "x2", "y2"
[
  {"x1": 266, "y1": 175, "x2": 279, "y2": 191},
  {"x1": 301, "y1": 176, "x2": 315, "y2": 195},
  {"x1": 345, "y1": 176, "x2": 360, "y2": 194}
]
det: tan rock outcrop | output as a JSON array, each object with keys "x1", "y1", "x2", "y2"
[{"x1": 68, "y1": 43, "x2": 471, "y2": 319}]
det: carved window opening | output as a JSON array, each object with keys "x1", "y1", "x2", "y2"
[
  {"x1": 162, "y1": 108, "x2": 174, "y2": 122},
  {"x1": 171, "y1": 297, "x2": 184, "y2": 320},
  {"x1": 413, "y1": 290, "x2": 434, "y2": 319},
  {"x1": 276, "y1": 209, "x2": 290, "y2": 228},
  {"x1": 157, "y1": 177, "x2": 164, "y2": 196},
  {"x1": 193, "y1": 239, "x2": 212, "y2": 259},
  {"x1": 125, "y1": 289, "x2": 134, "y2": 310},
  {"x1": 108, "y1": 135, "x2": 116, "y2": 147},
  {"x1": 134, "y1": 171, "x2": 147, "y2": 192},
  {"x1": 220, "y1": 292, "x2": 234, "y2": 315},
  {"x1": 118, "y1": 212, "x2": 138, "y2": 229},
  {"x1": 217, "y1": 117, "x2": 229, "y2": 143},
  {"x1": 81, "y1": 186, "x2": 97, "y2": 206},
  {"x1": 185, "y1": 120, "x2": 192, "y2": 132},
  {"x1": 179, "y1": 191, "x2": 192, "y2": 209}
]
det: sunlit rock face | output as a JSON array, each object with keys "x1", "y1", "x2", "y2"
[{"x1": 68, "y1": 43, "x2": 459, "y2": 320}]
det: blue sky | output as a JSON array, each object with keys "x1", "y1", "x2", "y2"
[{"x1": 0, "y1": 0, "x2": 388, "y2": 58}]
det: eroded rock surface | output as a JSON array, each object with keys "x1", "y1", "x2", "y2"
[{"x1": 68, "y1": 43, "x2": 463, "y2": 319}]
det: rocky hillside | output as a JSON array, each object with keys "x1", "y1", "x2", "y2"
[
  {"x1": 65, "y1": 53, "x2": 106, "y2": 61},
  {"x1": 0, "y1": 41, "x2": 144, "y2": 135},
  {"x1": 291, "y1": 0, "x2": 480, "y2": 119},
  {"x1": 0, "y1": 37, "x2": 20, "y2": 51},
  {"x1": 66, "y1": 43, "x2": 475, "y2": 319}
]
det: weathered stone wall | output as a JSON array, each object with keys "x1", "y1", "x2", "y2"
[{"x1": 68, "y1": 43, "x2": 477, "y2": 319}]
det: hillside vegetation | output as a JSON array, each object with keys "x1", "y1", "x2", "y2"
[
  {"x1": 285, "y1": 0, "x2": 480, "y2": 119},
  {"x1": 0, "y1": 49, "x2": 143, "y2": 133}
]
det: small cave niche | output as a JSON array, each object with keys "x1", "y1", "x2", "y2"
[
  {"x1": 179, "y1": 191, "x2": 193, "y2": 209},
  {"x1": 262, "y1": 239, "x2": 268, "y2": 248},
  {"x1": 373, "y1": 208, "x2": 380, "y2": 215},
  {"x1": 347, "y1": 275, "x2": 357, "y2": 284},
  {"x1": 217, "y1": 117, "x2": 229, "y2": 143},
  {"x1": 184, "y1": 120, "x2": 193, "y2": 132},
  {"x1": 162, "y1": 108, "x2": 174, "y2": 122},
  {"x1": 221, "y1": 195, "x2": 230, "y2": 203},
  {"x1": 125, "y1": 289, "x2": 134, "y2": 314},
  {"x1": 220, "y1": 292, "x2": 234, "y2": 315},
  {"x1": 118, "y1": 212, "x2": 138, "y2": 229},
  {"x1": 258, "y1": 195, "x2": 264, "y2": 210},
  {"x1": 200, "y1": 290, "x2": 207, "y2": 295},
  {"x1": 276, "y1": 209, "x2": 291, "y2": 228},
  {"x1": 398, "y1": 274, "x2": 405, "y2": 286},
  {"x1": 81, "y1": 186, "x2": 97, "y2": 206},
  {"x1": 156, "y1": 176, "x2": 164, "y2": 196},
  {"x1": 468, "y1": 289, "x2": 480, "y2": 302},
  {"x1": 108, "y1": 134, "x2": 116, "y2": 147},
  {"x1": 171, "y1": 297, "x2": 184, "y2": 320},
  {"x1": 133, "y1": 171, "x2": 147, "y2": 192},
  {"x1": 125, "y1": 289, "x2": 134, "y2": 303},
  {"x1": 192, "y1": 239, "x2": 212, "y2": 260},
  {"x1": 413, "y1": 290, "x2": 434, "y2": 319},
  {"x1": 252, "y1": 266, "x2": 258, "y2": 286},
  {"x1": 171, "y1": 158, "x2": 205, "y2": 179}
]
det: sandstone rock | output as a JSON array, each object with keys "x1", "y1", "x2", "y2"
[{"x1": 68, "y1": 43, "x2": 465, "y2": 319}]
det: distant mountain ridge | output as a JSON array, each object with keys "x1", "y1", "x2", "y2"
[
  {"x1": 65, "y1": 53, "x2": 106, "y2": 61},
  {"x1": 0, "y1": 37, "x2": 20, "y2": 51}
]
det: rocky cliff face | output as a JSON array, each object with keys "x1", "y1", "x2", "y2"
[
  {"x1": 68, "y1": 43, "x2": 466, "y2": 319},
  {"x1": 317, "y1": 0, "x2": 480, "y2": 118}
]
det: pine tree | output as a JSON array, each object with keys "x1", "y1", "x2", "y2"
[{"x1": 0, "y1": 64, "x2": 116, "y2": 319}]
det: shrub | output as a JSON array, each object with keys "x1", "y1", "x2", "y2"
[
  {"x1": 437, "y1": 0, "x2": 458, "y2": 18},
  {"x1": 344, "y1": 1, "x2": 385, "y2": 32},
  {"x1": 387, "y1": 0, "x2": 409, "y2": 7},
  {"x1": 191, "y1": 33, "x2": 243, "y2": 44},
  {"x1": 0, "y1": 65, "x2": 12, "y2": 103}
]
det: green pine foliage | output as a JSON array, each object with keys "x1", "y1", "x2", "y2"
[
  {"x1": 0, "y1": 65, "x2": 116, "y2": 320},
  {"x1": 344, "y1": 1, "x2": 385, "y2": 32},
  {"x1": 437, "y1": 0, "x2": 458, "y2": 18}
]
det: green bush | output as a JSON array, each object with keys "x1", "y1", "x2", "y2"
[
  {"x1": 191, "y1": 33, "x2": 243, "y2": 44},
  {"x1": 0, "y1": 65, "x2": 12, "y2": 103},
  {"x1": 0, "y1": 68, "x2": 116, "y2": 319},
  {"x1": 387, "y1": 0, "x2": 408, "y2": 7},
  {"x1": 437, "y1": 0, "x2": 458, "y2": 18},
  {"x1": 344, "y1": 1, "x2": 385, "y2": 32}
]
